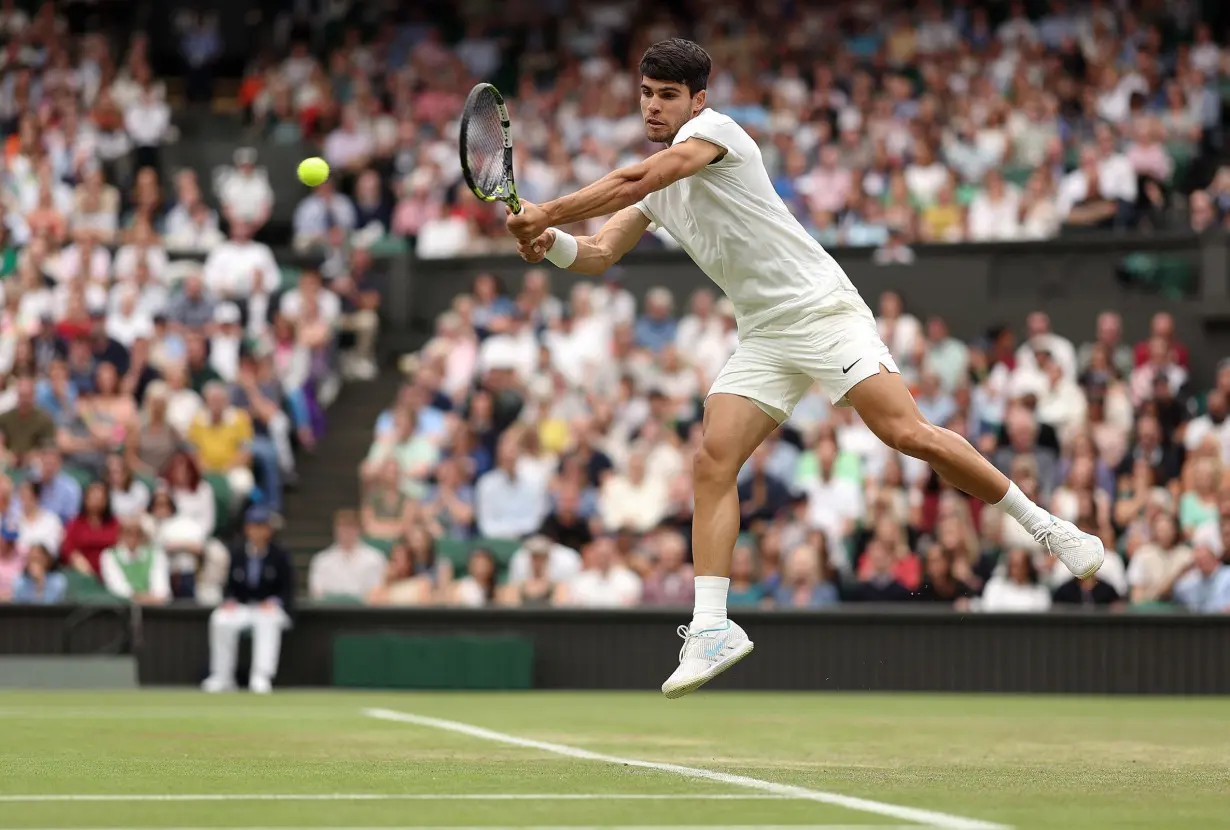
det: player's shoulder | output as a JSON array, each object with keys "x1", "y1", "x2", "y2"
[{"x1": 692, "y1": 107, "x2": 742, "y2": 133}]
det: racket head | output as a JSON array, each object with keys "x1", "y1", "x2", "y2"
[{"x1": 459, "y1": 82, "x2": 521, "y2": 213}]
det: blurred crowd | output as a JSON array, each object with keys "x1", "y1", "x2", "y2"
[
  {"x1": 0, "y1": 4, "x2": 378, "y2": 606},
  {"x1": 309, "y1": 267, "x2": 1230, "y2": 615},
  {"x1": 249, "y1": 0, "x2": 1230, "y2": 257}
]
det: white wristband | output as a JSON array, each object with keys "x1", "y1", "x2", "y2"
[{"x1": 544, "y1": 228, "x2": 578, "y2": 268}]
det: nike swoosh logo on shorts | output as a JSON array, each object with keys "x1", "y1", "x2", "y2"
[{"x1": 842, "y1": 360, "x2": 860, "y2": 374}]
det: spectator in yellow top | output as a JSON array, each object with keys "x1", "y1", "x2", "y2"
[{"x1": 187, "y1": 381, "x2": 255, "y2": 506}]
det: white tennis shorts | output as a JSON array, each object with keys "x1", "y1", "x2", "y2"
[{"x1": 708, "y1": 296, "x2": 900, "y2": 424}]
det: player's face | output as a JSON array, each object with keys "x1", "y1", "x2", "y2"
[{"x1": 640, "y1": 78, "x2": 704, "y2": 144}]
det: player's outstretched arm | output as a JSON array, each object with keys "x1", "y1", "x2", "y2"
[
  {"x1": 507, "y1": 138, "x2": 722, "y2": 240},
  {"x1": 515, "y1": 206, "x2": 650, "y2": 276}
]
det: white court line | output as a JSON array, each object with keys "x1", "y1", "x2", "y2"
[
  {"x1": 0, "y1": 794, "x2": 789, "y2": 803},
  {"x1": 2, "y1": 826, "x2": 929, "y2": 830},
  {"x1": 364, "y1": 708, "x2": 1011, "y2": 830}
]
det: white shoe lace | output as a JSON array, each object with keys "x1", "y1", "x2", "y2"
[
  {"x1": 1032, "y1": 520, "x2": 1059, "y2": 551},
  {"x1": 676, "y1": 624, "x2": 693, "y2": 662}
]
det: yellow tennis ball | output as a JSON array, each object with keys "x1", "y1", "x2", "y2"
[{"x1": 297, "y1": 157, "x2": 329, "y2": 187}]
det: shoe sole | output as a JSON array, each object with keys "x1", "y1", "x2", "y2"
[{"x1": 661, "y1": 640, "x2": 755, "y2": 700}]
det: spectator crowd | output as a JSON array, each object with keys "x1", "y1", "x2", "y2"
[
  {"x1": 0, "y1": 5, "x2": 376, "y2": 607},
  {"x1": 304, "y1": 261, "x2": 1230, "y2": 616},
  {"x1": 245, "y1": 0, "x2": 1230, "y2": 258}
]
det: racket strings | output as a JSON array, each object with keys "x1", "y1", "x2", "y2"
[{"x1": 464, "y1": 92, "x2": 509, "y2": 196}]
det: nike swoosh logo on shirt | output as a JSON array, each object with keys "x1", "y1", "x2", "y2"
[{"x1": 842, "y1": 360, "x2": 860, "y2": 374}]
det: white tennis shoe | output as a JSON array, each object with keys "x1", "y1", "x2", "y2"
[
  {"x1": 661, "y1": 620, "x2": 754, "y2": 699},
  {"x1": 1034, "y1": 516, "x2": 1106, "y2": 579}
]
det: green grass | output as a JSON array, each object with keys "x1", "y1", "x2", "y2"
[{"x1": 0, "y1": 691, "x2": 1228, "y2": 829}]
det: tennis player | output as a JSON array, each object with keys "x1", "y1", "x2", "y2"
[{"x1": 507, "y1": 38, "x2": 1104, "y2": 698}]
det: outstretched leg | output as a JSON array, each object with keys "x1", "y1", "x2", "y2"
[{"x1": 845, "y1": 366, "x2": 1104, "y2": 578}]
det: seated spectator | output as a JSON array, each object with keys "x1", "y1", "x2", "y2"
[
  {"x1": 849, "y1": 540, "x2": 912, "y2": 602},
  {"x1": 1127, "y1": 512, "x2": 1193, "y2": 604},
  {"x1": 914, "y1": 544, "x2": 975, "y2": 605},
  {"x1": 201, "y1": 221, "x2": 279, "y2": 308},
  {"x1": 599, "y1": 450, "x2": 668, "y2": 533},
  {"x1": 640, "y1": 530, "x2": 694, "y2": 607},
  {"x1": 113, "y1": 218, "x2": 168, "y2": 284},
  {"x1": 1052, "y1": 572, "x2": 1122, "y2": 607},
  {"x1": 99, "y1": 512, "x2": 170, "y2": 604},
  {"x1": 361, "y1": 458, "x2": 411, "y2": 541},
  {"x1": 362, "y1": 408, "x2": 439, "y2": 502},
  {"x1": 126, "y1": 382, "x2": 183, "y2": 478},
  {"x1": 0, "y1": 375, "x2": 56, "y2": 464},
  {"x1": 420, "y1": 457, "x2": 476, "y2": 540},
  {"x1": 25, "y1": 448, "x2": 82, "y2": 525},
  {"x1": 186, "y1": 382, "x2": 256, "y2": 506},
  {"x1": 554, "y1": 535, "x2": 642, "y2": 608},
  {"x1": 216, "y1": 147, "x2": 274, "y2": 230},
  {"x1": 147, "y1": 483, "x2": 218, "y2": 602},
  {"x1": 728, "y1": 543, "x2": 766, "y2": 607},
  {"x1": 353, "y1": 169, "x2": 391, "y2": 235},
  {"x1": 308, "y1": 509, "x2": 386, "y2": 601},
  {"x1": 292, "y1": 178, "x2": 357, "y2": 251},
  {"x1": 366, "y1": 532, "x2": 436, "y2": 606},
  {"x1": 978, "y1": 548, "x2": 1053, "y2": 612},
  {"x1": 60, "y1": 479, "x2": 119, "y2": 577},
  {"x1": 737, "y1": 444, "x2": 793, "y2": 530},
  {"x1": 773, "y1": 543, "x2": 840, "y2": 608},
  {"x1": 475, "y1": 432, "x2": 547, "y2": 540},
  {"x1": 499, "y1": 538, "x2": 561, "y2": 608},
  {"x1": 12, "y1": 543, "x2": 66, "y2": 604},
  {"x1": 446, "y1": 548, "x2": 499, "y2": 607},
  {"x1": 539, "y1": 485, "x2": 595, "y2": 553},
  {"x1": 857, "y1": 517, "x2": 921, "y2": 590},
  {"x1": 14, "y1": 477, "x2": 64, "y2": 560},
  {"x1": 634, "y1": 288, "x2": 678, "y2": 354},
  {"x1": 202, "y1": 506, "x2": 293, "y2": 694},
  {"x1": 105, "y1": 454, "x2": 150, "y2": 519},
  {"x1": 163, "y1": 450, "x2": 216, "y2": 539},
  {"x1": 78, "y1": 361, "x2": 137, "y2": 457}
]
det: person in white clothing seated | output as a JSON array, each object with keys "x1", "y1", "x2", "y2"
[
  {"x1": 307, "y1": 509, "x2": 386, "y2": 601},
  {"x1": 975, "y1": 547, "x2": 1053, "y2": 613},
  {"x1": 506, "y1": 534, "x2": 582, "y2": 585},
  {"x1": 216, "y1": 147, "x2": 274, "y2": 231},
  {"x1": 553, "y1": 534, "x2": 642, "y2": 608},
  {"x1": 202, "y1": 507, "x2": 294, "y2": 694},
  {"x1": 99, "y1": 513, "x2": 171, "y2": 604}
]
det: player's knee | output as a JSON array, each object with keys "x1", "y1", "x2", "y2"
[
  {"x1": 891, "y1": 420, "x2": 942, "y2": 461},
  {"x1": 694, "y1": 440, "x2": 739, "y2": 488}
]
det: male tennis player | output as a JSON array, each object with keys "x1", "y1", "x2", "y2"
[{"x1": 507, "y1": 38, "x2": 1104, "y2": 698}]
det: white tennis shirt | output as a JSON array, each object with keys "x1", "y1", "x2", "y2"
[{"x1": 633, "y1": 108, "x2": 862, "y2": 336}]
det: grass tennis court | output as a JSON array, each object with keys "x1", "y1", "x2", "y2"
[{"x1": 1, "y1": 691, "x2": 1227, "y2": 830}]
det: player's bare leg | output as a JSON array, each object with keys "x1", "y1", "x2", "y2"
[
  {"x1": 662, "y1": 393, "x2": 776, "y2": 699},
  {"x1": 845, "y1": 366, "x2": 1104, "y2": 578}
]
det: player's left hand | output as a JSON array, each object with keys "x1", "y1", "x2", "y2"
[{"x1": 506, "y1": 201, "x2": 549, "y2": 241}]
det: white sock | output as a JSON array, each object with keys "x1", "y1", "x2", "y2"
[
  {"x1": 691, "y1": 576, "x2": 729, "y2": 632},
  {"x1": 994, "y1": 481, "x2": 1052, "y2": 535}
]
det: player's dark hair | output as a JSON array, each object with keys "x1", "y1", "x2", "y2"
[{"x1": 639, "y1": 38, "x2": 711, "y2": 95}]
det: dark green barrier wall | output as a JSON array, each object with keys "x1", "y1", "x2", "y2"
[{"x1": 3, "y1": 605, "x2": 1230, "y2": 695}]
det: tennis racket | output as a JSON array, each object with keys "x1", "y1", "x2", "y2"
[{"x1": 459, "y1": 82, "x2": 521, "y2": 215}]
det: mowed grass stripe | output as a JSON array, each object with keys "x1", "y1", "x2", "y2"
[
  {"x1": 2, "y1": 825, "x2": 927, "y2": 830},
  {"x1": 364, "y1": 708, "x2": 1012, "y2": 830}
]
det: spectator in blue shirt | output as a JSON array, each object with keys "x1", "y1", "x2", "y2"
[
  {"x1": 634, "y1": 288, "x2": 678, "y2": 354},
  {"x1": 12, "y1": 543, "x2": 66, "y2": 604},
  {"x1": 470, "y1": 272, "x2": 517, "y2": 339},
  {"x1": 9, "y1": 448, "x2": 83, "y2": 526},
  {"x1": 1172, "y1": 546, "x2": 1230, "y2": 613}
]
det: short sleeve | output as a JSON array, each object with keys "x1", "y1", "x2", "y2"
[
  {"x1": 632, "y1": 200, "x2": 658, "y2": 231},
  {"x1": 672, "y1": 109, "x2": 744, "y2": 167}
]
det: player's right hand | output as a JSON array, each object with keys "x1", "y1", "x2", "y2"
[{"x1": 516, "y1": 228, "x2": 556, "y2": 263}]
